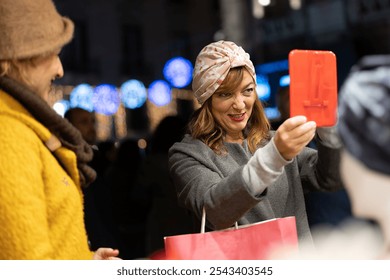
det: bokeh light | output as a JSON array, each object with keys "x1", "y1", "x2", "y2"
[
  {"x1": 279, "y1": 75, "x2": 290, "y2": 87},
  {"x1": 92, "y1": 84, "x2": 120, "y2": 115},
  {"x1": 163, "y1": 57, "x2": 193, "y2": 88},
  {"x1": 138, "y1": 138, "x2": 147, "y2": 150},
  {"x1": 256, "y1": 74, "x2": 271, "y2": 101},
  {"x1": 53, "y1": 99, "x2": 70, "y2": 117},
  {"x1": 69, "y1": 83, "x2": 94, "y2": 111},
  {"x1": 148, "y1": 80, "x2": 172, "y2": 106},
  {"x1": 120, "y1": 79, "x2": 147, "y2": 109}
]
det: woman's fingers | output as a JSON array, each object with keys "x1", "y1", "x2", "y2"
[{"x1": 274, "y1": 116, "x2": 317, "y2": 160}]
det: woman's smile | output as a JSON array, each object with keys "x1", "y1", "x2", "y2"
[
  {"x1": 228, "y1": 112, "x2": 246, "y2": 122},
  {"x1": 211, "y1": 69, "x2": 256, "y2": 141}
]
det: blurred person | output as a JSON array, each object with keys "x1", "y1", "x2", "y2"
[
  {"x1": 168, "y1": 40, "x2": 343, "y2": 247},
  {"x1": 105, "y1": 138, "x2": 149, "y2": 259},
  {"x1": 64, "y1": 107, "x2": 97, "y2": 146},
  {"x1": 94, "y1": 140, "x2": 117, "y2": 175},
  {"x1": 137, "y1": 115, "x2": 193, "y2": 256},
  {"x1": 0, "y1": 0, "x2": 119, "y2": 259},
  {"x1": 64, "y1": 108, "x2": 119, "y2": 252},
  {"x1": 338, "y1": 55, "x2": 390, "y2": 258}
]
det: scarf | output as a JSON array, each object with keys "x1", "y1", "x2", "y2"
[{"x1": 0, "y1": 76, "x2": 96, "y2": 187}]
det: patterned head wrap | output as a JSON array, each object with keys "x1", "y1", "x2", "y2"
[
  {"x1": 338, "y1": 55, "x2": 390, "y2": 175},
  {"x1": 192, "y1": 40, "x2": 256, "y2": 105}
]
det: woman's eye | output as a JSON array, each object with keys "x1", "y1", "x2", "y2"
[
  {"x1": 244, "y1": 88, "x2": 254, "y2": 95},
  {"x1": 219, "y1": 92, "x2": 231, "y2": 98}
]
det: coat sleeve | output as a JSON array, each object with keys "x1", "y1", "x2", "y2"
[
  {"x1": 0, "y1": 117, "x2": 54, "y2": 259},
  {"x1": 297, "y1": 134, "x2": 343, "y2": 193},
  {"x1": 168, "y1": 138, "x2": 285, "y2": 230}
]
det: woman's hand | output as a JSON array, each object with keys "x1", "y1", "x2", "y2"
[
  {"x1": 273, "y1": 116, "x2": 316, "y2": 160},
  {"x1": 93, "y1": 248, "x2": 121, "y2": 260}
]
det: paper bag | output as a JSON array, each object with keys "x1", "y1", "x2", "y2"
[{"x1": 164, "y1": 211, "x2": 298, "y2": 260}]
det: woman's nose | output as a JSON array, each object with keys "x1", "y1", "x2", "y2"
[
  {"x1": 56, "y1": 57, "x2": 64, "y2": 79},
  {"x1": 232, "y1": 95, "x2": 245, "y2": 110}
]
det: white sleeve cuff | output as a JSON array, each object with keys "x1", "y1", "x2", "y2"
[{"x1": 242, "y1": 138, "x2": 291, "y2": 195}]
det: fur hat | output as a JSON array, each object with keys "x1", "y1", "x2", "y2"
[{"x1": 0, "y1": 0, "x2": 74, "y2": 60}]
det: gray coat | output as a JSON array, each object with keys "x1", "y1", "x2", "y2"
[{"x1": 168, "y1": 132, "x2": 342, "y2": 243}]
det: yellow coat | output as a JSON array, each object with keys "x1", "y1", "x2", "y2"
[{"x1": 0, "y1": 90, "x2": 92, "y2": 259}]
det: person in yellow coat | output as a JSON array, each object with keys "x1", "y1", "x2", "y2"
[{"x1": 0, "y1": 0, "x2": 120, "y2": 260}]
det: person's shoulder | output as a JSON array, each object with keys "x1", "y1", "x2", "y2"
[
  {"x1": 170, "y1": 134, "x2": 205, "y2": 150},
  {"x1": 0, "y1": 113, "x2": 38, "y2": 140},
  {"x1": 169, "y1": 134, "x2": 213, "y2": 160},
  {"x1": 0, "y1": 115, "x2": 46, "y2": 169},
  {"x1": 0, "y1": 92, "x2": 50, "y2": 140}
]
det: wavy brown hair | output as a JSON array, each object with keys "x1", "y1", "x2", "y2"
[{"x1": 188, "y1": 67, "x2": 270, "y2": 154}]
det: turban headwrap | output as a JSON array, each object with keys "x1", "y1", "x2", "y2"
[{"x1": 192, "y1": 40, "x2": 256, "y2": 105}]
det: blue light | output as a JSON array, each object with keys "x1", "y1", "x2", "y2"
[
  {"x1": 53, "y1": 99, "x2": 70, "y2": 117},
  {"x1": 264, "y1": 107, "x2": 281, "y2": 120},
  {"x1": 279, "y1": 75, "x2": 290, "y2": 87},
  {"x1": 148, "y1": 80, "x2": 172, "y2": 106},
  {"x1": 256, "y1": 59, "x2": 289, "y2": 74},
  {"x1": 120, "y1": 79, "x2": 147, "y2": 109},
  {"x1": 163, "y1": 57, "x2": 193, "y2": 88},
  {"x1": 256, "y1": 74, "x2": 271, "y2": 101},
  {"x1": 92, "y1": 84, "x2": 120, "y2": 115},
  {"x1": 69, "y1": 83, "x2": 94, "y2": 112}
]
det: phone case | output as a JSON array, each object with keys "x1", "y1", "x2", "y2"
[{"x1": 288, "y1": 49, "x2": 337, "y2": 127}]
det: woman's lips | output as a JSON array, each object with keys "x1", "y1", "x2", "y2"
[{"x1": 228, "y1": 113, "x2": 246, "y2": 122}]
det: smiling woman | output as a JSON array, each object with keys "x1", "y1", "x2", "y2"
[
  {"x1": 168, "y1": 40, "x2": 344, "y2": 253},
  {"x1": 211, "y1": 68, "x2": 257, "y2": 143}
]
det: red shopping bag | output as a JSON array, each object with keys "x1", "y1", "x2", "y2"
[
  {"x1": 164, "y1": 209, "x2": 298, "y2": 260},
  {"x1": 289, "y1": 49, "x2": 338, "y2": 127}
]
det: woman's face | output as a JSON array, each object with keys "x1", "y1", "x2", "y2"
[
  {"x1": 211, "y1": 69, "x2": 257, "y2": 142},
  {"x1": 21, "y1": 50, "x2": 64, "y2": 101}
]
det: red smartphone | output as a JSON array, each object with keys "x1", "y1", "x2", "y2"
[{"x1": 288, "y1": 49, "x2": 338, "y2": 127}]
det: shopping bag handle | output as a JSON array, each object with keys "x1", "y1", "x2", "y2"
[{"x1": 201, "y1": 207, "x2": 238, "y2": 234}]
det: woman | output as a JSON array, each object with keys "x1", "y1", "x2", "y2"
[
  {"x1": 168, "y1": 40, "x2": 343, "y2": 245},
  {"x1": 0, "y1": 0, "x2": 119, "y2": 259}
]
